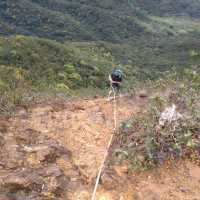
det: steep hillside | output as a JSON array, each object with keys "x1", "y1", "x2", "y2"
[
  {"x1": 0, "y1": 0, "x2": 144, "y2": 41},
  {"x1": 1, "y1": 0, "x2": 200, "y2": 41},
  {"x1": 0, "y1": 70, "x2": 199, "y2": 200},
  {"x1": 0, "y1": 0, "x2": 200, "y2": 112},
  {"x1": 0, "y1": 1, "x2": 199, "y2": 199},
  {"x1": 0, "y1": 35, "x2": 114, "y2": 88},
  {"x1": 136, "y1": 0, "x2": 200, "y2": 18}
]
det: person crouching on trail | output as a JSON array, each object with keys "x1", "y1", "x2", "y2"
[{"x1": 108, "y1": 69, "x2": 123, "y2": 100}]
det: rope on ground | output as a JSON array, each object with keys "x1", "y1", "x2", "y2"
[{"x1": 91, "y1": 88, "x2": 117, "y2": 200}]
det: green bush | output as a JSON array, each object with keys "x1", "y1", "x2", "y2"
[{"x1": 115, "y1": 69, "x2": 200, "y2": 171}]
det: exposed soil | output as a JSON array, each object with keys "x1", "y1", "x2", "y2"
[{"x1": 0, "y1": 94, "x2": 200, "y2": 200}]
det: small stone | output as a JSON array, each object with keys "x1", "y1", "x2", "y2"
[
  {"x1": 138, "y1": 90, "x2": 148, "y2": 98},
  {"x1": 71, "y1": 177, "x2": 78, "y2": 182},
  {"x1": 36, "y1": 147, "x2": 53, "y2": 162},
  {"x1": 101, "y1": 171, "x2": 118, "y2": 190},
  {"x1": 180, "y1": 187, "x2": 189, "y2": 193},
  {"x1": 0, "y1": 170, "x2": 42, "y2": 191}
]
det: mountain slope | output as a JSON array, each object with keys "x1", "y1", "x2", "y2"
[
  {"x1": 1, "y1": 0, "x2": 200, "y2": 42},
  {"x1": 136, "y1": 0, "x2": 200, "y2": 18},
  {"x1": 0, "y1": 0, "x2": 200, "y2": 111},
  {"x1": 0, "y1": 0, "x2": 145, "y2": 41}
]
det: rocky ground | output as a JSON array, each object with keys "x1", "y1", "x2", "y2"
[{"x1": 0, "y1": 94, "x2": 200, "y2": 200}]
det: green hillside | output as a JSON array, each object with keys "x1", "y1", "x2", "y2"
[
  {"x1": 1, "y1": 0, "x2": 200, "y2": 41},
  {"x1": 0, "y1": 35, "x2": 117, "y2": 88},
  {"x1": 136, "y1": 0, "x2": 200, "y2": 18},
  {"x1": 0, "y1": 0, "x2": 200, "y2": 112},
  {"x1": 0, "y1": 0, "x2": 144, "y2": 41}
]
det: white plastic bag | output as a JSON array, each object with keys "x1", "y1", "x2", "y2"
[{"x1": 159, "y1": 104, "x2": 182, "y2": 126}]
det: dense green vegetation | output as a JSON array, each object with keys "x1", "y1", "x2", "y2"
[
  {"x1": 135, "y1": 0, "x2": 200, "y2": 18},
  {"x1": 0, "y1": 35, "x2": 113, "y2": 112},
  {"x1": 0, "y1": 0, "x2": 200, "y2": 113},
  {"x1": 0, "y1": 36, "x2": 111, "y2": 87},
  {"x1": 1, "y1": 0, "x2": 200, "y2": 41},
  {"x1": 0, "y1": 33, "x2": 199, "y2": 113}
]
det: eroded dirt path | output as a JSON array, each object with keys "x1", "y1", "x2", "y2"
[
  {"x1": 5, "y1": 95, "x2": 144, "y2": 199},
  {"x1": 26, "y1": 96, "x2": 141, "y2": 180},
  {"x1": 1, "y1": 95, "x2": 200, "y2": 200}
]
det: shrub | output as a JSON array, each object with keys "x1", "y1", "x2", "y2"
[{"x1": 114, "y1": 69, "x2": 200, "y2": 171}]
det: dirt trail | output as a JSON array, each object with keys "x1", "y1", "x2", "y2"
[
  {"x1": 4, "y1": 95, "x2": 144, "y2": 199},
  {"x1": 1, "y1": 95, "x2": 200, "y2": 200},
  {"x1": 22, "y1": 96, "x2": 140, "y2": 180}
]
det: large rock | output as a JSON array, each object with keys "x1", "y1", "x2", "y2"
[
  {"x1": 0, "y1": 120, "x2": 71, "y2": 200},
  {"x1": 38, "y1": 164, "x2": 69, "y2": 198},
  {"x1": 24, "y1": 145, "x2": 54, "y2": 162},
  {"x1": 0, "y1": 165, "x2": 68, "y2": 199},
  {"x1": 0, "y1": 170, "x2": 43, "y2": 191},
  {"x1": 24, "y1": 139, "x2": 71, "y2": 163}
]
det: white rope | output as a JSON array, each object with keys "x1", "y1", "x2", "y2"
[
  {"x1": 113, "y1": 88, "x2": 117, "y2": 131},
  {"x1": 91, "y1": 89, "x2": 117, "y2": 200}
]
